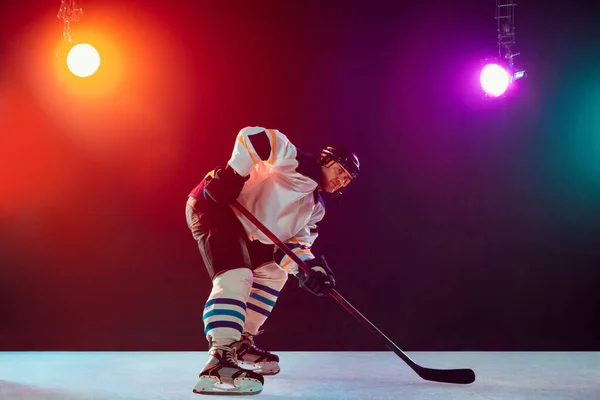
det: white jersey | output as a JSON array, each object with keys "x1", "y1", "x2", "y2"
[{"x1": 227, "y1": 126, "x2": 325, "y2": 274}]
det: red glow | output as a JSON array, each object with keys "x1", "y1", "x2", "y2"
[{"x1": 1, "y1": 5, "x2": 196, "y2": 223}]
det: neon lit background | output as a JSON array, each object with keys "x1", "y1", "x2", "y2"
[{"x1": 1, "y1": 0, "x2": 599, "y2": 351}]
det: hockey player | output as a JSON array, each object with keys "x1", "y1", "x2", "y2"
[{"x1": 185, "y1": 126, "x2": 360, "y2": 395}]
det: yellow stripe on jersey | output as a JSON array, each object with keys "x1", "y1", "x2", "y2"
[
  {"x1": 237, "y1": 135, "x2": 259, "y2": 165},
  {"x1": 288, "y1": 237, "x2": 311, "y2": 248},
  {"x1": 280, "y1": 248, "x2": 313, "y2": 269},
  {"x1": 267, "y1": 129, "x2": 277, "y2": 165}
]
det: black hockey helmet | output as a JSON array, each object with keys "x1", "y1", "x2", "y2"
[{"x1": 319, "y1": 145, "x2": 360, "y2": 180}]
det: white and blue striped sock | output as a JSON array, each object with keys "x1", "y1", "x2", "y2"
[
  {"x1": 203, "y1": 268, "x2": 253, "y2": 346},
  {"x1": 244, "y1": 262, "x2": 288, "y2": 335}
]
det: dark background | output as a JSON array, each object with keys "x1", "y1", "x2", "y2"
[{"x1": 1, "y1": 0, "x2": 599, "y2": 351}]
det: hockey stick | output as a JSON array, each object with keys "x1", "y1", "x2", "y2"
[{"x1": 232, "y1": 200, "x2": 476, "y2": 385}]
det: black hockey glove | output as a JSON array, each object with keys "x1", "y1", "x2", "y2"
[
  {"x1": 203, "y1": 166, "x2": 248, "y2": 204},
  {"x1": 296, "y1": 255, "x2": 336, "y2": 297}
]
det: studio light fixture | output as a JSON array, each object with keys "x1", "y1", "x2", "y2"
[{"x1": 480, "y1": 0, "x2": 527, "y2": 98}]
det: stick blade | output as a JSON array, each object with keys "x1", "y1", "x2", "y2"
[{"x1": 416, "y1": 366, "x2": 476, "y2": 384}]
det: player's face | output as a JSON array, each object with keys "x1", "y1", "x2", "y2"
[{"x1": 322, "y1": 162, "x2": 353, "y2": 193}]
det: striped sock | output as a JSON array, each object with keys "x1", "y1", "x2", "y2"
[
  {"x1": 203, "y1": 268, "x2": 252, "y2": 346},
  {"x1": 244, "y1": 262, "x2": 288, "y2": 334}
]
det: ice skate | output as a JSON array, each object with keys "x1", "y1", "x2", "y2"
[
  {"x1": 232, "y1": 332, "x2": 280, "y2": 376},
  {"x1": 193, "y1": 344, "x2": 264, "y2": 396}
]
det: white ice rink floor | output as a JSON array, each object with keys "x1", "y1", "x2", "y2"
[{"x1": 1, "y1": 352, "x2": 599, "y2": 400}]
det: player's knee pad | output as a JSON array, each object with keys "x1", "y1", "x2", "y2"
[
  {"x1": 253, "y1": 261, "x2": 288, "y2": 288},
  {"x1": 212, "y1": 268, "x2": 254, "y2": 295}
]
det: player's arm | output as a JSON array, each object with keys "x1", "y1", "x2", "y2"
[
  {"x1": 227, "y1": 126, "x2": 295, "y2": 177},
  {"x1": 203, "y1": 126, "x2": 288, "y2": 204},
  {"x1": 274, "y1": 202, "x2": 335, "y2": 296}
]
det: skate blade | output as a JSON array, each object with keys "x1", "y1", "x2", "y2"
[
  {"x1": 193, "y1": 376, "x2": 263, "y2": 396},
  {"x1": 239, "y1": 361, "x2": 280, "y2": 376}
]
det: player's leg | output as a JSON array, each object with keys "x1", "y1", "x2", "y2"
[
  {"x1": 234, "y1": 259, "x2": 288, "y2": 375},
  {"x1": 186, "y1": 196, "x2": 263, "y2": 395}
]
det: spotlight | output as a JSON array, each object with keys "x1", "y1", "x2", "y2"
[
  {"x1": 480, "y1": 63, "x2": 511, "y2": 97},
  {"x1": 479, "y1": 0, "x2": 528, "y2": 98},
  {"x1": 479, "y1": 59, "x2": 527, "y2": 98},
  {"x1": 66, "y1": 43, "x2": 101, "y2": 78}
]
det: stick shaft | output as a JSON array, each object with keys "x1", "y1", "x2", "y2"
[
  {"x1": 232, "y1": 201, "x2": 419, "y2": 367},
  {"x1": 232, "y1": 200, "x2": 475, "y2": 384}
]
